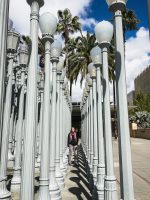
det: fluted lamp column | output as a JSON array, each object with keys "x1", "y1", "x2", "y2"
[
  {"x1": 86, "y1": 74, "x2": 93, "y2": 183},
  {"x1": 95, "y1": 20, "x2": 118, "y2": 200},
  {"x1": 20, "y1": 0, "x2": 44, "y2": 199},
  {"x1": 49, "y1": 40, "x2": 62, "y2": 200},
  {"x1": 37, "y1": 71, "x2": 44, "y2": 166},
  {"x1": 38, "y1": 12, "x2": 57, "y2": 200},
  {"x1": 55, "y1": 57, "x2": 65, "y2": 189},
  {"x1": 90, "y1": 46, "x2": 105, "y2": 200},
  {"x1": 0, "y1": 1, "x2": 10, "y2": 147},
  {"x1": 85, "y1": 74, "x2": 92, "y2": 177},
  {"x1": 59, "y1": 69, "x2": 67, "y2": 175},
  {"x1": 11, "y1": 44, "x2": 29, "y2": 192},
  {"x1": 0, "y1": 28, "x2": 19, "y2": 199},
  {"x1": 88, "y1": 63, "x2": 98, "y2": 188},
  {"x1": 106, "y1": 1, "x2": 134, "y2": 199}
]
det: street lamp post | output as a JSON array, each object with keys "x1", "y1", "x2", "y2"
[
  {"x1": 148, "y1": 0, "x2": 150, "y2": 39},
  {"x1": 37, "y1": 72, "x2": 44, "y2": 166},
  {"x1": 88, "y1": 63, "x2": 98, "y2": 188},
  {"x1": 55, "y1": 57, "x2": 65, "y2": 189},
  {"x1": 90, "y1": 46, "x2": 105, "y2": 200},
  {"x1": 49, "y1": 40, "x2": 62, "y2": 199},
  {"x1": 38, "y1": 12, "x2": 57, "y2": 200},
  {"x1": 86, "y1": 74, "x2": 93, "y2": 183},
  {"x1": 106, "y1": 1, "x2": 135, "y2": 199},
  {"x1": 95, "y1": 20, "x2": 118, "y2": 200},
  {"x1": 8, "y1": 70, "x2": 16, "y2": 163},
  {"x1": 0, "y1": 29, "x2": 20, "y2": 199},
  {"x1": 60, "y1": 69, "x2": 67, "y2": 175},
  {"x1": 11, "y1": 44, "x2": 29, "y2": 192},
  {"x1": 20, "y1": 0, "x2": 44, "y2": 199},
  {"x1": 0, "y1": 0, "x2": 10, "y2": 148}
]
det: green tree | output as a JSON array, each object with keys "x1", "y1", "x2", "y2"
[
  {"x1": 66, "y1": 32, "x2": 96, "y2": 94},
  {"x1": 57, "y1": 8, "x2": 81, "y2": 80}
]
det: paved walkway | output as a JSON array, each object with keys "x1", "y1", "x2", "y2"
[
  {"x1": 113, "y1": 138, "x2": 150, "y2": 200},
  {"x1": 62, "y1": 138, "x2": 150, "y2": 200},
  {"x1": 62, "y1": 145, "x2": 92, "y2": 200},
  {"x1": 7, "y1": 138, "x2": 150, "y2": 199}
]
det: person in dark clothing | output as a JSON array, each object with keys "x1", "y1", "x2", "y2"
[{"x1": 68, "y1": 127, "x2": 78, "y2": 165}]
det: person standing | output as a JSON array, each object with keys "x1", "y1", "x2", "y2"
[{"x1": 68, "y1": 127, "x2": 78, "y2": 165}]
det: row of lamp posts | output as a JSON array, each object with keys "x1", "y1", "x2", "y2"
[
  {"x1": 0, "y1": 0, "x2": 138, "y2": 199},
  {"x1": 0, "y1": 0, "x2": 72, "y2": 200},
  {"x1": 80, "y1": 0, "x2": 135, "y2": 200}
]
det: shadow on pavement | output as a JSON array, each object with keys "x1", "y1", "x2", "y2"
[{"x1": 68, "y1": 144, "x2": 92, "y2": 200}]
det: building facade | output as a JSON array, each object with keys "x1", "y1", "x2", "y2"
[{"x1": 134, "y1": 65, "x2": 150, "y2": 94}]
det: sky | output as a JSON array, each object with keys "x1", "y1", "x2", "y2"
[{"x1": 9, "y1": 0, "x2": 150, "y2": 102}]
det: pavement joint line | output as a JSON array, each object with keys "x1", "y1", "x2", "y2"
[{"x1": 133, "y1": 170, "x2": 150, "y2": 185}]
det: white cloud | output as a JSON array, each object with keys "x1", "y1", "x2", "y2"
[
  {"x1": 72, "y1": 75, "x2": 85, "y2": 102},
  {"x1": 80, "y1": 17, "x2": 98, "y2": 29},
  {"x1": 125, "y1": 27, "x2": 150, "y2": 93},
  {"x1": 9, "y1": 0, "x2": 92, "y2": 35}
]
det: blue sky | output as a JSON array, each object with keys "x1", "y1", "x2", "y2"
[{"x1": 83, "y1": 0, "x2": 149, "y2": 38}]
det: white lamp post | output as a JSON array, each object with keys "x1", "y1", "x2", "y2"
[
  {"x1": 62, "y1": 79, "x2": 68, "y2": 174},
  {"x1": 37, "y1": 71, "x2": 44, "y2": 166},
  {"x1": 88, "y1": 63, "x2": 98, "y2": 189},
  {"x1": 90, "y1": 46, "x2": 105, "y2": 200},
  {"x1": 38, "y1": 12, "x2": 57, "y2": 200},
  {"x1": 59, "y1": 69, "x2": 67, "y2": 175},
  {"x1": 95, "y1": 20, "x2": 118, "y2": 200},
  {"x1": 55, "y1": 57, "x2": 65, "y2": 189},
  {"x1": 20, "y1": 0, "x2": 44, "y2": 199},
  {"x1": 86, "y1": 69, "x2": 94, "y2": 189},
  {"x1": 0, "y1": 0, "x2": 10, "y2": 148},
  {"x1": 148, "y1": 0, "x2": 150, "y2": 39},
  {"x1": 0, "y1": 29, "x2": 19, "y2": 199},
  {"x1": 86, "y1": 74, "x2": 92, "y2": 178},
  {"x1": 11, "y1": 44, "x2": 29, "y2": 192},
  {"x1": 106, "y1": 1, "x2": 134, "y2": 199},
  {"x1": 49, "y1": 40, "x2": 62, "y2": 199}
]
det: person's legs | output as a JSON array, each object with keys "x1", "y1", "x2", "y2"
[
  {"x1": 69, "y1": 144, "x2": 73, "y2": 165},
  {"x1": 73, "y1": 145, "x2": 77, "y2": 162}
]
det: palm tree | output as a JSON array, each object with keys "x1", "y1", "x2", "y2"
[
  {"x1": 57, "y1": 8, "x2": 81, "y2": 81},
  {"x1": 66, "y1": 32, "x2": 96, "y2": 94},
  {"x1": 122, "y1": 9, "x2": 140, "y2": 41}
]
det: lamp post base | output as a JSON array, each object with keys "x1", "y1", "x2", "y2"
[
  {"x1": 96, "y1": 164, "x2": 105, "y2": 200},
  {"x1": 55, "y1": 171, "x2": 65, "y2": 190},
  {"x1": 0, "y1": 180, "x2": 11, "y2": 199},
  {"x1": 104, "y1": 176, "x2": 118, "y2": 200},
  {"x1": 11, "y1": 169, "x2": 21, "y2": 192},
  {"x1": 38, "y1": 179, "x2": 50, "y2": 200},
  {"x1": 49, "y1": 170, "x2": 61, "y2": 200},
  {"x1": 49, "y1": 185, "x2": 61, "y2": 200}
]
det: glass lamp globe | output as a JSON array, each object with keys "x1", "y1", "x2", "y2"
[
  {"x1": 106, "y1": 0, "x2": 127, "y2": 11},
  {"x1": 90, "y1": 46, "x2": 102, "y2": 66},
  {"x1": 95, "y1": 20, "x2": 113, "y2": 44},
  {"x1": 88, "y1": 63, "x2": 96, "y2": 79},
  {"x1": 27, "y1": 0, "x2": 44, "y2": 8},
  {"x1": 57, "y1": 56, "x2": 64, "y2": 71},
  {"x1": 19, "y1": 44, "x2": 29, "y2": 66},
  {"x1": 8, "y1": 19, "x2": 13, "y2": 31},
  {"x1": 85, "y1": 82, "x2": 90, "y2": 93},
  {"x1": 61, "y1": 68, "x2": 66, "y2": 81},
  {"x1": 7, "y1": 29, "x2": 20, "y2": 53},
  {"x1": 106, "y1": 0, "x2": 127, "y2": 6},
  {"x1": 86, "y1": 73, "x2": 92, "y2": 86},
  {"x1": 39, "y1": 12, "x2": 57, "y2": 35},
  {"x1": 51, "y1": 40, "x2": 62, "y2": 58},
  {"x1": 88, "y1": 62, "x2": 94, "y2": 73}
]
